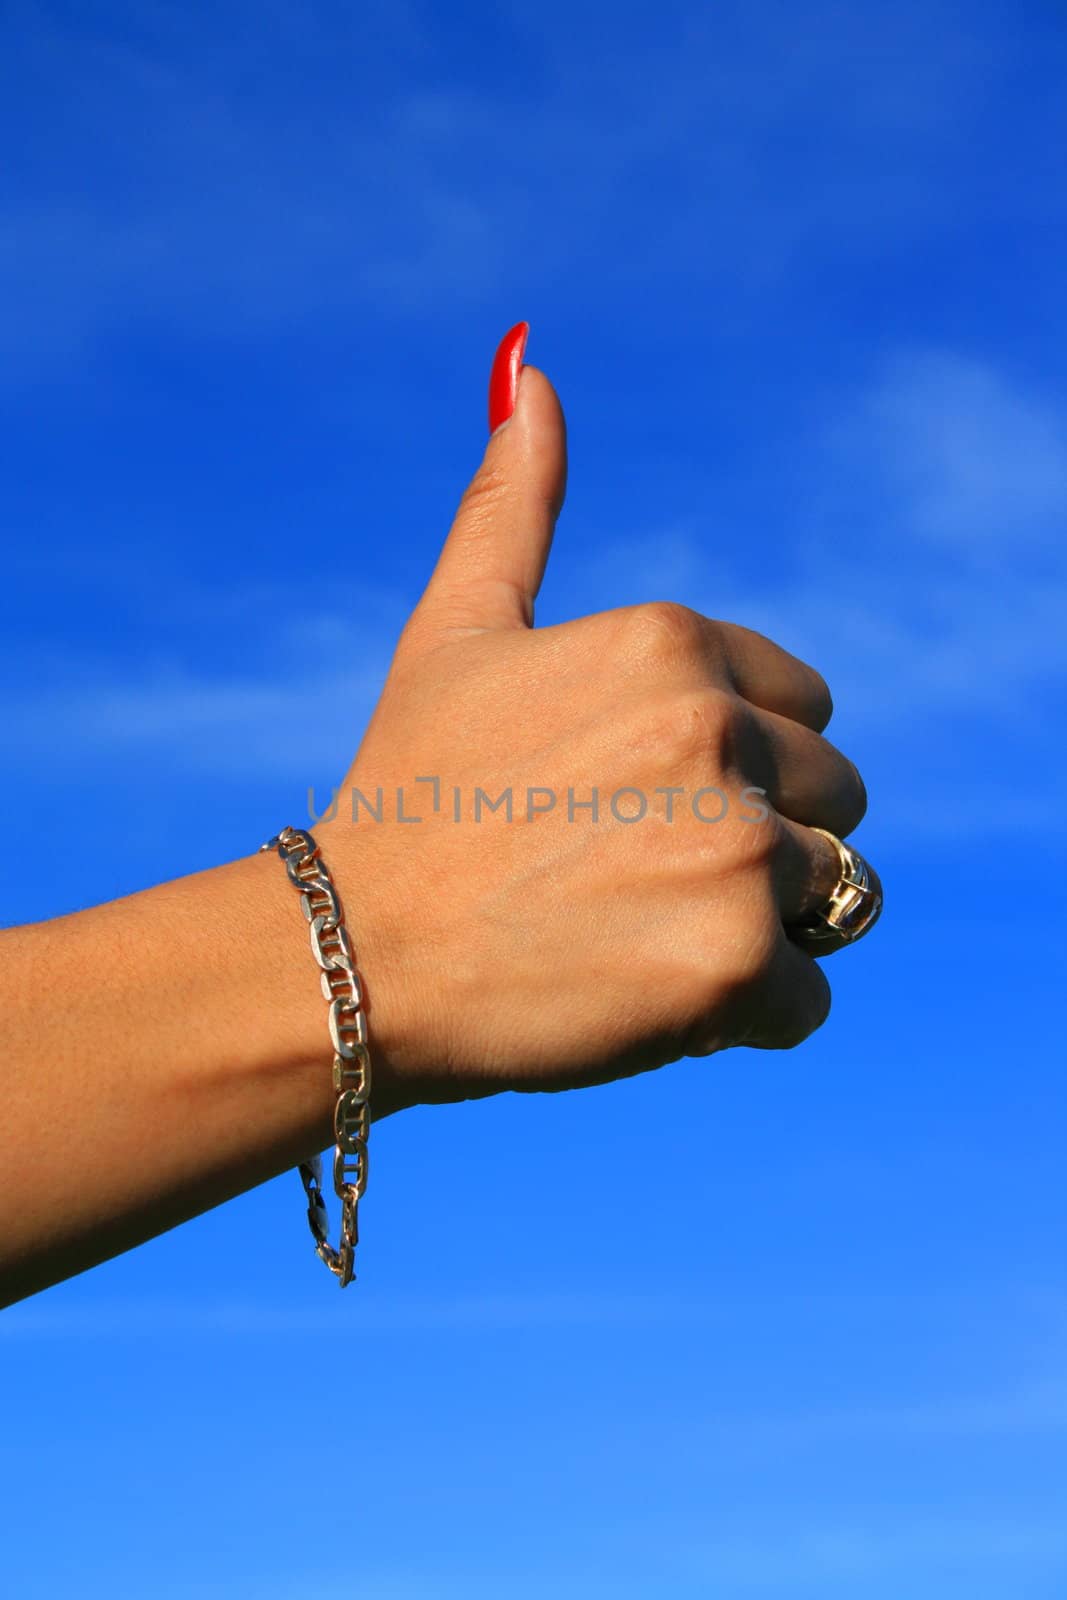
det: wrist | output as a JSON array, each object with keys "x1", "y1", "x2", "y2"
[{"x1": 312, "y1": 813, "x2": 425, "y2": 1120}]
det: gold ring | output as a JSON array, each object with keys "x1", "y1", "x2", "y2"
[{"x1": 792, "y1": 828, "x2": 883, "y2": 952}]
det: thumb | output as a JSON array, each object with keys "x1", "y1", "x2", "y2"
[{"x1": 417, "y1": 323, "x2": 568, "y2": 633}]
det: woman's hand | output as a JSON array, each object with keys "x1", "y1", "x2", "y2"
[
  {"x1": 321, "y1": 351, "x2": 868, "y2": 1115},
  {"x1": 0, "y1": 334, "x2": 874, "y2": 1303}
]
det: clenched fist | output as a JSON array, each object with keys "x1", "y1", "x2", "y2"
[
  {"x1": 0, "y1": 326, "x2": 881, "y2": 1301},
  {"x1": 320, "y1": 330, "x2": 872, "y2": 1117}
]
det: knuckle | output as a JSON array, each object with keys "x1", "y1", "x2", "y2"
[
  {"x1": 735, "y1": 944, "x2": 832, "y2": 1051},
  {"x1": 634, "y1": 687, "x2": 739, "y2": 776},
  {"x1": 783, "y1": 965, "x2": 832, "y2": 1047},
  {"x1": 726, "y1": 919, "x2": 781, "y2": 995},
  {"x1": 804, "y1": 666, "x2": 834, "y2": 732},
  {"x1": 774, "y1": 637, "x2": 833, "y2": 730},
  {"x1": 671, "y1": 957, "x2": 726, "y2": 1034},
  {"x1": 668, "y1": 693, "x2": 715, "y2": 770},
  {"x1": 621, "y1": 600, "x2": 706, "y2": 663},
  {"x1": 673, "y1": 923, "x2": 778, "y2": 1047},
  {"x1": 828, "y1": 748, "x2": 868, "y2": 835},
  {"x1": 728, "y1": 803, "x2": 782, "y2": 871},
  {"x1": 700, "y1": 683, "x2": 741, "y2": 753},
  {"x1": 700, "y1": 784, "x2": 783, "y2": 877}
]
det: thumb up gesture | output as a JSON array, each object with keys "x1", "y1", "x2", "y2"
[{"x1": 321, "y1": 325, "x2": 875, "y2": 1116}]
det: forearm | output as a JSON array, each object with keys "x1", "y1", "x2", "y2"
[
  {"x1": 0, "y1": 340, "x2": 875, "y2": 1306},
  {"x1": 0, "y1": 851, "x2": 360, "y2": 1305}
]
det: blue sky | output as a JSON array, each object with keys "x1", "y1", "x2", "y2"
[{"x1": 1, "y1": 1, "x2": 1066, "y2": 1596}]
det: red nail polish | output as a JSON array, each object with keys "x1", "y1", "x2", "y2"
[{"x1": 488, "y1": 321, "x2": 529, "y2": 433}]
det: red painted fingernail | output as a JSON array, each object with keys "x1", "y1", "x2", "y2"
[{"x1": 488, "y1": 320, "x2": 529, "y2": 434}]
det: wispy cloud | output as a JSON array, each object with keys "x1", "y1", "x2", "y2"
[
  {"x1": 571, "y1": 350, "x2": 1067, "y2": 836},
  {"x1": 2, "y1": 1, "x2": 1060, "y2": 359},
  {"x1": 594, "y1": 351, "x2": 1067, "y2": 718},
  {"x1": 0, "y1": 574, "x2": 405, "y2": 781},
  {"x1": 0, "y1": 5, "x2": 499, "y2": 358},
  {"x1": 861, "y1": 353, "x2": 1067, "y2": 553},
  {"x1": 2, "y1": 351, "x2": 1063, "y2": 835},
  {"x1": 677, "y1": 1517, "x2": 1067, "y2": 1589},
  {"x1": 0, "y1": 1286, "x2": 683, "y2": 1337},
  {"x1": 125, "y1": 1513, "x2": 1067, "y2": 1600}
]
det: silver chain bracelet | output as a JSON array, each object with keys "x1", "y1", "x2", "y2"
[{"x1": 260, "y1": 825, "x2": 370, "y2": 1287}]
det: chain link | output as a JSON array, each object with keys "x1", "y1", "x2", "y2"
[{"x1": 261, "y1": 825, "x2": 369, "y2": 1287}]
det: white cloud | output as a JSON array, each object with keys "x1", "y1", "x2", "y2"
[
  {"x1": 862, "y1": 353, "x2": 1067, "y2": 552},
  {"x1": 3, "y1": 352, "x2": 1062, "y2": 837},
  {"x1": 0, "y1": 1285, "x2": 707, "y2": 1338},
  {"x1": 2, "y1": 1, "x2": 1057, "y2": 359},
  {"x1": 564, "y1": 350, "x2": 1067, "y2": 836},
  {"x1": 0, "y1": 575, "x2": 405, "y2": 780},
  {"x1": 0, "y1": 6, "x2": 501, "y2": 359},
  {"x1": 678, "y1": 1517, "x2": 1067, "y2": 1588},
  {"x1": 605, "y1": 352, "x2": 1067, "y2": 711}
]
